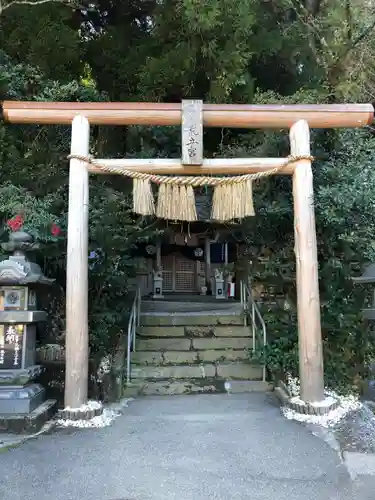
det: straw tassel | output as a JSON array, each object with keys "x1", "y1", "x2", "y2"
[
  {"x1": 211, "y1": 184, "x2": 222, "y2": 221},
  {"x1": 156, "y1": 182, "x2": 197, "y2": 221},
  {"x1": 177, "y1": 184, "x2": 197, "y2": 222},
  {"x1": 185, "y1": 185, "x2": 197, "y2": 221},
  {"x1": 157, "y1": 183, "x2": 174, "y2": 219},
  {"x1": 242, "y1": 179, "x2": 255, "y2": 218},
  {"x1": 139, "y1": 176, "x2": 253, "y2": 222},
  {"x1": 156, "y1": 183, "x2": 167, "y2": 219},
  {"x1": 212, "y1": 183, "x2": 229, "y2": 221},
  {"x1": 170, "y1": 184, "x2": 180, "y2": 220},
  {"x1": 133, "y1": 178, "x2": 155, "y2": 216},
  {"x1": 211, "y1": 180, "x2": 255, "y2": 221},
  {"x1": 165, "y1": 184, "x2": 173, "y2": 219}
]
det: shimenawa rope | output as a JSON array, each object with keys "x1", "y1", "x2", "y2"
[{"x1": 67, "y1": 154, "x2": 314, "y2": 222}]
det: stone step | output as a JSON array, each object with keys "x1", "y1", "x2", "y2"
[
  {"x1": 130, "y1": 362, "x2": 263, "y2": 380},
  {"x1": 216, "y1": 363, "x2": 262, "y2": 379},
  {"x1": 137, "y1": 338, "x2": 191, "y2": 351},
  {"x1": 140, "y1": 313, "x2": 244, "y2": 327},
  {"x1": 132, "y1": 349, "x2": 250, "y2": 365},
  {"x1": 133, "y1": 379, "x2": 272, "y2": 396},
  {"x1": 138, "y1": 326, "x2": 185, "y2": 337},
  {"x1": 137, "y1": 336, "x2": 252, "y2": 352},
  {"x1": 138, "y1": 325, "x2": 251, "y2": 338},
  {"x1": 224, "y1": 380, "x2": 271, "y2": 393}
]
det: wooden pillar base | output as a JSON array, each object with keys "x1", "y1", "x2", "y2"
[
  {"x1": 275, "y1": 382, "x2": 339, "y2": 416},
  {"x1": 58, "y1": 402, "x2": 103, "y2": 422}
]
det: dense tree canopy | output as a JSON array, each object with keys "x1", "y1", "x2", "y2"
[{"x1": 1, "y1": 0, "x2": 375, "y2": 389}]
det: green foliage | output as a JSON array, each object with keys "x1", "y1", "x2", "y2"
[
  {"x1": 0, "y1": 4, "x2": 83, "y2": 82},
  {"x1": 251, "y1": 309, "x2": 299, "y2": 380},
  {"x1": 137, "y1": 0, "x2": 257, "y2": 102},
  {"x1": 0, "y1": 55, "x2": 157, "y2": 360},
  {"x1": 0, "y1": 182, "x2": 61, "y2": 242},
  {"x1": 246, "y1": 126, "x2": 375, "y2": 391},
  {"x1": 88, "y1": 183, "x2": 158, "y2": 357}
]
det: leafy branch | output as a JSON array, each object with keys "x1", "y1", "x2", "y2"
[
  {"x1": 289, "y1": 0, "x2": 375, "y2": 94},
  {"x1": 336, "y1": 15, "x2": 375, "y2": 64},
  {"x1": 0, "y1": 0, "x2": 80, "y2": 16},
  {"x1": 289, "y1": 0, "x2": 332, "y2": 70}
]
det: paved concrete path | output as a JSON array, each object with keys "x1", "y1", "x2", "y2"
[{"x1": 0, "y1": 393, "x2": 367, "y2": 500}]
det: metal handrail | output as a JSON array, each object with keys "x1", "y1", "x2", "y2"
[
  {"x1": 126, "y1": 287, "x2": 141, "y2": 384},
  {"x1": 240, "y1": 280, "x2": 267, "y2": 382}
]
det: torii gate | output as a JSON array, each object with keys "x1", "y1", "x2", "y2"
[{"x1": 1, "y1": 100, "x2": 373, "y2": 410}]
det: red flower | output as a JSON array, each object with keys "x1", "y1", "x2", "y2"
[
  {"x1": 51, "y1": 223, "x2": 61, "y2": 237},
  {"x1": 7, "y1": 215, "x2": 24, "y2": 232}
]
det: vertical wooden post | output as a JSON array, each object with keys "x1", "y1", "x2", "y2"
[
  {"x1": 65, "y1": 115, "x2": 90, "y2": 409},
  {"x1": 204, "y1": 237, "x2": 211, "y2": 289},
  {"x1": 290, "y1": 120, "x2": 324, "y2": 403},
  {"x1": 156, "y1": 238, "x2": 162, "y2": 270}
]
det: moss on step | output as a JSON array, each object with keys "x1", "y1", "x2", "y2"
[
  {"x1": 141, "y1": 314, "x2": 244, "y2": 327},
  {"x1": 130, "y1": 362, "x2": 263, "y2": 380},
  {"x1": 132, "y1": 349, "x2": 253, "y2": 365},
  {"x1": 133, "y1": 378, "x2": 272, "y2": 396},
  {"x1": 185, "y1": 326, "x2": 215, "y2": 338}
]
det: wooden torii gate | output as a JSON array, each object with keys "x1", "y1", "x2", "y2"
[{"x1": 1, "y1": 100, "x2": 373, "y2": 409}]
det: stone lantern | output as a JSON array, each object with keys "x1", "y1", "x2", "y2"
[
  {"x1": 352, "y1": 263, "x2": 375, "y2": 320},
  {"x1": 0, "y1": 231, "x2": 56, "y2": 433},
  {"x1": 352, "y1": 263, "x2": 375, "y2": 401}
]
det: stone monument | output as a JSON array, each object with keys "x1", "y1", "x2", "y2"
[
  {"x1": 0, "y1": 231, "x2": 57, "y2": 433},
  {"x1": 214, "y1": 268, "x2": 225, "y2": 299}
]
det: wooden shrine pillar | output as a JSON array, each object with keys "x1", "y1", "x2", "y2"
[
  {"x1": 65, "y1": 115, "x2": 90, "y2": 409},
  {"x1": 290, "y1": 120, "x2": 324, "y2": 403},
  {"x1": 156, "y1": 238, "x2": 162, "y2": 270}
]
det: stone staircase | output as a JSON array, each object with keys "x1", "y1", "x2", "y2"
[{"x1": 128, "y1": 300, "x2": 270, "y2": 396}]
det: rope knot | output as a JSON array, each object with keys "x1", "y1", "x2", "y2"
[
  {"x1": 67, "y1": 154, "x2": 94, "y2": 163},
  {"x1": 287, "y1": 154, "x2": 315, "y2": 163}
]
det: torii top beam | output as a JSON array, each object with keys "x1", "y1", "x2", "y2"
[{"x1": 1, "y1": 101, "x2": 373, "y2": 128}]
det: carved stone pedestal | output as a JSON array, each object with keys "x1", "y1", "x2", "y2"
[
  {"x1": 0, "y1": 367, "x2": 44, "y2": 413},
  {"x1": 0, "y1": 367, "x2": 57, "y2": 434},
  {"x1": 0, "y1": 400, "x2": 57, "y2": 434}
]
